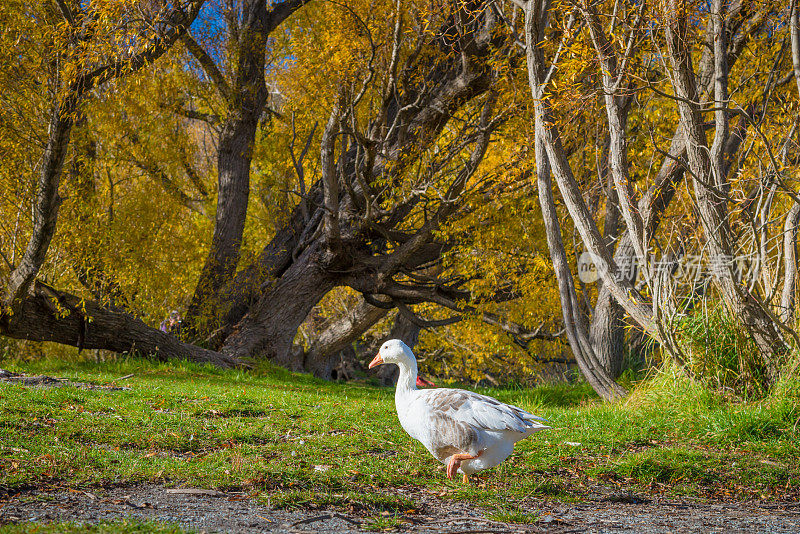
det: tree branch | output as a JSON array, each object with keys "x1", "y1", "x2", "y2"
[
  {"x1": 53, "y1": 0, "x2": 76, "y2": 26},
  {"x1": 320, "y1": 99, "x2": 342, "y2": 249},
  {"x1": 182, "y1": 32, "x2": 232, "y2": 101}
]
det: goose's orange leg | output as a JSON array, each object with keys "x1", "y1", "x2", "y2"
[{"x1": 446, "y1": 450, "x2": 482, "y2": 481}]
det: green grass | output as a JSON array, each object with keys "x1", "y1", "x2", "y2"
[
  {"x1": 487, "y1": 505, "x2": 540, "y2": 523},
  {"x1": 0, "y1": 519, "x2": 193, "y2": 533},
  {"x1": 262, "y1": 489, "x2": 415, "y2": 512},
  {"x1": 1, "y1": 356, "x2": 799, "y2": 517},
  {"x1": 363, "y1": 512, "x2": 404, "y2": 531}
]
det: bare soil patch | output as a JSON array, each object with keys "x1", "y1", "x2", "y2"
[
  {"x1": 0, "y1": 369, "x2": 131, "y2": 390},
  {"x1": 2, "y1": 484, "x2": 799, "y2": 533}
]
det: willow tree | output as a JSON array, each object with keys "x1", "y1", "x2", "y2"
[
  {"x1": 0, "y1": 0, "x2": 539, "y2": 375},
  {"x1": 0, "y1": 0, "x2": 242, "y2": 367},
  {"x1": 517, "y1": 0, "x2": 797, "y2": 395}
]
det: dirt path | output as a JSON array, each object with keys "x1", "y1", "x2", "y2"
[{"x1": 2, "y1": 484, "x2": 799, "y2": 533}]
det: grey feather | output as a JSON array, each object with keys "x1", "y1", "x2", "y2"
[{"x1": 418, "y1": 388, "x2": 550, "y2": 435}]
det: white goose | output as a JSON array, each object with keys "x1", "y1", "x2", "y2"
[{"x1": 369, "y1": 339, "x2": 550, "y2": 483}]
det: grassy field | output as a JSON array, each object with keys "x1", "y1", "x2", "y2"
[{"x1": 1, "y1": 357, "x2": 799, "y2": 523}]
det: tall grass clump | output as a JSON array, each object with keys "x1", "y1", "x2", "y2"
[{"x1": 676, "y1": 307, "x2": 775, "y2": 398}]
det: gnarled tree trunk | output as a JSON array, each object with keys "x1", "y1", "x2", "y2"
[
  {"x1": 220, "y1": 242, "x2": 338, "y2": 368},
  {"x1": 196, "y1": 2, "x2": 501, "y2": 370},
  {"x1": 184, "y1": 0, "x2": 311, "y2": 335}
]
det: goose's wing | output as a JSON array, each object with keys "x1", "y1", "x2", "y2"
[{"x1": 417, "y1": 388, "x2": 549, "y2": 435}]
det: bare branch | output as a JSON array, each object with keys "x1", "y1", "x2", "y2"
[
  {"x1": 264, "y1": 0, "x2": 314, "y2": 34},
  {"x1": 81, "y1": 0, "x2": 205, "y2": 92},
  {"x1": 481, "y1": 311, "x2": 564, "y2": 344},
  {"x1": 167, "y1": 104, "x2": 220, "y2": 125}
]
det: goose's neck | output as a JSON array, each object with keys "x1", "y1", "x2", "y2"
[{"x1": 395, "y1": 360, "x2": 418, "y2": 395}]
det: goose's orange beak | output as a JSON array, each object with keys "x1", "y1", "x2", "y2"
[{"x1": 368, "y1": 353, "x2": 384, "y2": 369}]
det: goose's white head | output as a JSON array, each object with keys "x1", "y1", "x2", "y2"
[{"x1": 369, "y1": 339, "x2": 415, "y2": 369}]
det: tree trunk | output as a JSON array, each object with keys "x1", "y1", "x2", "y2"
[
  {"x1": 583, "y1": 7, "x2": 647, "y2": 270},
  {"x1": 783, "y1": 0, "x2": 800, "y2": 325},
  {"x1": 0, "y1": 282, "x2": 241, "y2": 368},
  {"x1": 590, "y1": 134, "x2": 625, "y2": 378},
  {"x1": 524, "y1": 1, "x2": 626, "y2": 400},
  {"x1": 184, "y1": 0, "x2": 311, "y2": 334},
  {"x1": 525, "y1": 20, "x2": 658, "y2": 343},
  {"x1": 534, "y1": 129, "x2": 625, "y2": 401},
  {"x1": 781, "y1": 202, "x2": 800, "y2": 324},
  {"x1": 196, "y1": 4, "x2": 498, "y2": 361},
  {"x1": 524, "y1": 1, "x2": 666, "y2": 398},
  {"x1": 589, "y1": 288, "x2": 626, "y2": 378},
  {"x1": 583, "y1": 2, "x2": 771, "y2": 378},
  {"x1": 665, "y1": 0, "x2": 785, "y2": 373},
  {"x1": 185, "y1": 108, "x2": 261, "y2": 328},
  {"x1": 203, "y1": 185, "x2": 324, "y2": 347},
  {"x1": 220, "y1": 241, "x2": 337, "y2": 367},
  {"x1": 3, "y1": 1, "x2": 203, "y2": 313},
  {"x1": 590, "y1": 125, "x2": 688, "y2": 376},
  {"x1": 599, "y1": 135, "x2": 620, "y2": 248},
  {"x1": 184, "y1": 0, "x2": 269, "y2": 326}
]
